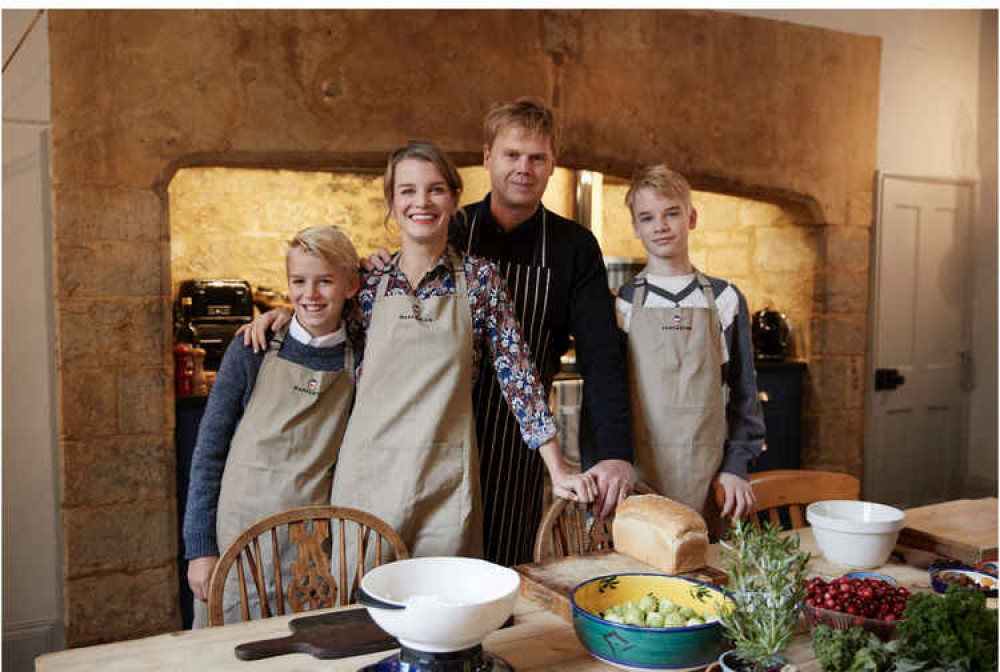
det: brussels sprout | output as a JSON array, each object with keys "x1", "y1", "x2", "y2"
[
  {"x1": 645, "y1": 612, "x2": 666, "y2": 628},
  {"x1": 678, "y1": 606, "x2": 696, "y2": 620},
  {"x1": 604, "y1": 605, "x2": 623, "y2": 618},
  {"x1": 636, "y1": 594, "x2": 657, "y2": 613},
  {"x1": 623, "y1": 607, "x2": 644, "y2": 626},
  {"x1": 685, "y1": 617, "x2": 705, "y2": 626},
  {"x1": 663, "y1": 611, "x2": 686, "y2": 627},
  {"x1": 603, "y1": 612, "x2": 625, "y2": 624},
  {"x1": 657, "y1": 598, "x2": 676, "y2": 614},
  {"x1": 702, "y1": 611, "x2": 718, "y2": 622}
]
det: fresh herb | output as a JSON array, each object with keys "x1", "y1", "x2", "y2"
[
  {"x1": 597, "y1": 576, "x2": 620, "y2": 593},
  {"x1": 809, "y1": 586, "x2": 999, "y2": 672},
  {"x1": 718, "y1": 519, "x2": 811, "y2": 672},
  {"x1": 894, "y1": 585, "x2": 998, "y2": 671},
  {"x1": 812, "y1": 625, "x2": 895, "y2": 672}
]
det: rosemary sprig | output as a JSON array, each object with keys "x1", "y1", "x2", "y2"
[{"x1": 717, "y1": 519, "x2": 810, "y2": 672}]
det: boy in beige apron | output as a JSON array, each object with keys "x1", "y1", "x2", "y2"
[
  {"x1": 616, "y1": 165, "x2": 766, "y2": 529},
  {"x1": 183, "y1": 225, "x2": 361, "y2": 627}
]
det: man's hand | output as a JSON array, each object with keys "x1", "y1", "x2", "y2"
[
  {"x1": 714, "y1": 472, "x2": 756, "y2": 519},
  {"x1": 187, "y1": 555, "x2": 219, "y2": 602},
  {"x1": 361, "y1": 248, "x2": 393, "y2": 272},
  {"x1": 235, "y1": 307, "x2": 292, "y2": 353},
  {"x1": 587, "y1": 459, "x2": 635, "y2": 519}
]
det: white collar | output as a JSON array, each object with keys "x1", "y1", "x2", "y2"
[{"x1": 288, "y1": 315, "x2": 345, "y2": 348}]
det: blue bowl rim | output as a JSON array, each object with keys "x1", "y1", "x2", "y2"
[
  {"x1": 842, "y1": 571, "x2": 898, "y2": 585},
  {"x1": 929, "y1": 567, "x2": 999, "y2": 596},
  {"x1": 570, "y1": 572, "x2": 727, "y2": 632}
]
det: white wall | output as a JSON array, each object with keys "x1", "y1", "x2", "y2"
[
  {"x1": 2, "y1": 9, "x2": 64, "y2": 670},
  {"x1": 735, "y1": 9, "x2": 997, "y2": 498}
]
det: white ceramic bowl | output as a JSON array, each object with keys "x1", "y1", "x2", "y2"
[
  {"x1": 806, "y1": 500, "x2": 905, "y2": 569},
  {"x1": 359, "y1": 556, "x2": 520, "y2": 652}
]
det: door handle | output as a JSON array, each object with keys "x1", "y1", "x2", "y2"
[{"x1": 874, "y1": 368, "x2": 905, "y2": 391}]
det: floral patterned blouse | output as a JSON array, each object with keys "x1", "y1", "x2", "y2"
[{"x1": 347, "y1": 246, "x2": 557, "y2": 450}]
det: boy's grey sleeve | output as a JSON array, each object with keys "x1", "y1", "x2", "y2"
[
  {"x1": 720, "y1": 288, "x2": 767, "y2": 479},
  {"x1": 181, "y1": 339, "x2": 255, "y2": 559}
]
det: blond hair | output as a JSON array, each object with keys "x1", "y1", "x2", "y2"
[
  {"x1": 625, "y1": 164, "x2": 693, "y2": 217},
  {"x1": 286, "y1": 225, "x2": 359, "y2": 280},
  {"x1": 383, "y1": 141, "x2": 463, "y2": 228},
  {"x1": 483, "y1": 96, "x2": 559, "y2": 155}
]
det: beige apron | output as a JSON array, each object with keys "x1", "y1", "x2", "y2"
[
  {"x1": 193, "y1": 327, "x2": 354, "y2": 627},
  {"x1": 628, "y1": 270, "x2": 726, "y2": 515},
  {"x1": 331, "y1": 248, "x2": 482, "y2": 566}
]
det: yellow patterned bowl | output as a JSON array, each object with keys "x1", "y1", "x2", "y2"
[{"x1": 571, "y1": 573, "x2": 731, "y2": 671}]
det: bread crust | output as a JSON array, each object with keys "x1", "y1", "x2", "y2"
[{"x1": 612, "y1": 495, "x2": 709, "y2": 573}]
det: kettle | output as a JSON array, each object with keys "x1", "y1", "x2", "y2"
[{"x1": 752, "y1": 307, "x2": 792, "y2": 360}]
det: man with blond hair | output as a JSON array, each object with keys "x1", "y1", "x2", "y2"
[{"x1": 453, "y1": 97, "x2": 634, "y2": 566}]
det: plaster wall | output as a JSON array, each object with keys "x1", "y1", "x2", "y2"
[
  {"x1": 2, "y1": 9, "x2": 65, "y2": 670},
  {"x1": 44, "y1": 9, "x2": 882, "y2": 644}
]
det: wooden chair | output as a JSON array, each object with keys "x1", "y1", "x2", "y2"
[
  {"x1": 206, "y1": 505, "x2": 408, "y2": 626},
  {"x1": 713, "y1": 469, "x2": 861, "y2": 531},
  {"x1": 533, "y1": 481, "x2": 657, "y2": 563}
]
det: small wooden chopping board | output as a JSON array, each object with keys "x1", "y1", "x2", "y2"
[
  {"x1": 514, "y1": 551, "x2": 727, "y2": 622},
  {"x1": 234, "y1": 608, "x2": 398, "y2": 661},
  {"x1": 895, "y1": 498, "x2": 998, "y2": 565}
]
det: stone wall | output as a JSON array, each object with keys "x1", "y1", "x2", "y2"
[{"x1": 47, "y1": 9, "x2": 879, "y2": 644}]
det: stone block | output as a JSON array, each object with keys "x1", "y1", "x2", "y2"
[
  {"x1": 58, "y1": 299, "x2": 166, "y2": 369},
  {"x1": 811, "y1": 314, "x2": 868, "y2": 357},
  {"x1": 56, "y1": 239, "x2": 164, "y2": 298},
  {"x1": 819, "y1": 269, "x2": 870, "y2": 315},
  {"x1": 64, "y1": 564, "x2": 180, "y2": 647},
  {"x1": 825, "y1": 226, "x2": 871, "y2": 272},
  {"x1": 63, "y1": 500, "x2": 176, "y2": 578},
  {"x1": 804, "y1": 356, "x2": 866, "y2": 415},
  {"x1": 117, "y1": 369, "x2": 170, "y2": 436},
  {"x1": 754, "y1": 227, "x2": 821, "y2": 273},
  {"x1": 58, "y1": 367, "x2": 117, "y2": 439},
  {"x1": 801, "y1": 409, "x2": 864, "y2": 476},
  {"x1": 51, "y1": 185, "x2": 162, "y2": 242},
  {"x1": 62, "y1": 436, "x2": 173, "y2": 508},
  {"x1": 705, "y1": 246, "x2": 751, "y2": 277}
]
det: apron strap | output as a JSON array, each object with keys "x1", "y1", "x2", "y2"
[
  {"x1": 467, "y1": 202, "x2": 548, "y2": 268},
  {"x1": 447, "y1": 246, "x2": 469, "y2": 298},
  {"x1": 632, "y1": 275, "x2": 648, "y2": 309}
]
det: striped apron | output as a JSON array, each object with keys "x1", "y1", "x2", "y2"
[{"x1": 466, "y1": 205, "x2": 554, "y2": 567}]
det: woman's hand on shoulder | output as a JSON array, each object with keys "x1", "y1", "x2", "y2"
[
  {"x1": 235, "y1": 308, "x2": 292, "y2": 353},
  {"x1": 360, "y1": 248, "x2": 393, "y2": 272}
]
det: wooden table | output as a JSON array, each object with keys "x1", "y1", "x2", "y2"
[{"x1": 33, "y1": 528, "x2": 946, "y2": 672}]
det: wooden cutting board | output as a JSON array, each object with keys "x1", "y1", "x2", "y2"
[
  {"x1": 513, "y1": 551, "x2": 727, "y2": 622},
  {"x1": 234, "y1": 608, "x2": 398, "y2": 660},
  {"x1": 895, "y1": 498, "x2": 998, "y2": 565}
]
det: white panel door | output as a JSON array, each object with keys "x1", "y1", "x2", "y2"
[{"x1": 865, "y1": 174, "x2": 974, "y2": 508}]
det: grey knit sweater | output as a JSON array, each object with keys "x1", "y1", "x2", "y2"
[{"x1": 181, "y1": 333, "x2": 349, "y2": 559}]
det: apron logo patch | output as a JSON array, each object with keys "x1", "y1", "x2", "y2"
[
  {"x1": 663, "y1": 313, "x2": 692, "y2": 331},
  {"x1": 293, "y1": 378, "x2": 321, "y2": 396},
  {"x1": 399, "y1": 304, "x2": 433, "y2": 323}
]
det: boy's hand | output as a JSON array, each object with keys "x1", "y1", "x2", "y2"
[
  {"x1": 236, "y1": 308, "x2": 293, "y2": 353},
  {"x1": 715, "y1": 472, "x2": 756, "y2": 519},
  {"x1": 187, "y1": 555, "x2": 219, "y2": 602},
  {"x1": 588, "y1": 459, "x2": 635, "y2": 520},
  {"x1": 361, "y1": 248, "x2": 393, "y2": 272}
]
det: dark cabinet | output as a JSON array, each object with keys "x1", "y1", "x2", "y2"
[{"x1": 750, "y1": 360, "x2": 806, "y2": 473}]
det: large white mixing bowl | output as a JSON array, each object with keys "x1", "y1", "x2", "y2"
[
  {"x1": 806, "y1": 500, "x2": 906, "y2": 569},
  {"x1": 359, "y1": 556, "x2": 521, "y2": 653}
]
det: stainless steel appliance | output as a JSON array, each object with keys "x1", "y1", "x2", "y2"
[{"x1": 177, "y1": 279, "x2": 253, "y2": 370}]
